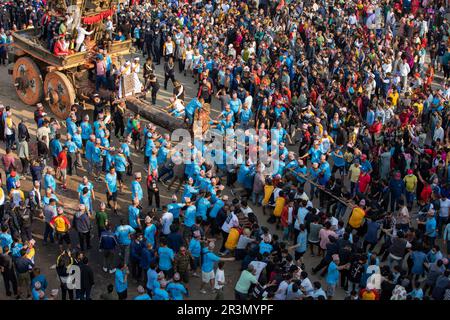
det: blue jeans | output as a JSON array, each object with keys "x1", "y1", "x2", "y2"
[
  {"x1": 251, "y1": 191, "x2": 263, "y2": 206},
  {"x1": 44, "y1": 222, "x2": 54, "y2": 243},
  {"x1": 350, "y1": 182, "x2": 357, "y2": 197},
  {"x1": 390, "y1": 194, "x2": 401, "y2": 212},
  {"x1": 158, "y1": 166, "x2": 174, "y2": 182},
  {"x1": 96, "y1": 75, "x2": 107, "y2": 91},
  {"x1": 438, "y1": 216, "x2": 448, "y2": 238},
  {"x1": 405, "y1": 191, "x2": 415, "y2": 208},
  {"x1": 335, "y1": 202, "x2": 347, "y2": 220},
  {"x1": 5, "y1": 134, "x2": 14, "y2": 149}
]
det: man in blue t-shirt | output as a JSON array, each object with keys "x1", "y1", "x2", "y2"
[
  {"x1": 128, "y1": 199, "x2": 141, "y2": 231},
  {"x1": 167, "y1": 272, "x2": 188, "y2": 300},
  {"x1": 200, "y1": 241, "x2": 234, "y2": 294},
  {"x1": 105, "y1": 167, "x2": 118, "y2": 214},
  {"x1": 115, "y1": 264, "x2": 129, "y2": 300},
  {"x1": 158, "y1": 238, "x2": 174, "y2": 278},
  {"x1": 115, "y1": 220, "x2": 135, "y2": 265}
]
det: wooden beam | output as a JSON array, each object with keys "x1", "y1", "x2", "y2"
[{"x1": 125, "y1": 97, "x2": 187, "y2": 132}]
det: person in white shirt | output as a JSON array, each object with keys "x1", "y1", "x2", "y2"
[
  {"x1": 104, "y1": 16, "x2": 114, "y2": 39},
  {"x1": 220, "y1": 209, "x2": 239, "y2": 255},
  {"x1": 214, "y1": 261, "x2": 226, "y2": 299},
  {"x1": 398, "y1": 58, "x2": 411, "y2": 92},
  {"x1": 131, "y1": 57, "x2": 142, "y2": 94},
  {"x1": 75, "y1": 24, "x2": 94, "y2": 52},
  {"x1": 300, "y1": 272, "x2": 314, "y2": 296},
  {"x1": 439, "y1": 195, "x2": 450, "y2": 237},
  {"x1": 348, "y1": 13, "x2": 357, "y2": 25},
  {"x1": 274, "y1": 279, "x2": 289, "y2": 300},
  {"x1": 161, "y1": 205, "x2": 174, "y2": 235},
  {"x1": 36, "y1": 120, "x2": 51, "y2": 147},
  {"x1": 433, "y1": 123, "x2": 445, "y2": 143},
  {"x1": 240, "y1": 201, "x2": 253, "y2": 218},
  {"x1": 249, "y1": 259, "x2": 267, "y2": 282}
]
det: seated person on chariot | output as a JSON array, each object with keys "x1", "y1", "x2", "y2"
[
  {"x1": 165, "y1": 96, "x2": 185, "y2": 118},
  {"x1": 53, "y1": 34, "x2": 70, "y2": 56},
  {"x1": 114, "y1": 31, "x2": 126, "y2": 42},
  {"x1": 80, "y1": 35, "x2": 97, "y2": 53}
]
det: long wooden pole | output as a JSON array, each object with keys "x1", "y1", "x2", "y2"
[{"x1": 285, "y1": 167, "x2": 355, "y2": 207}]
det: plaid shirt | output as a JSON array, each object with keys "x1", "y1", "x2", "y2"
[{"x1": 173, "y1": 251, "x2": 192, "y2": 273}]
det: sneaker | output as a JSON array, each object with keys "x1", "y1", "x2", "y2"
[
  {"x1": 192, "y1": 272, "x2": 199, "y2": 278},
  {"x1": 103, "y1": 267, "x2": 108, "y2": 273},
  {"x1": 200, "y1": 289, "x2": 207, "y2": 294},
  {"x1": 110, "y1": 268, "x2": 116, "y2": 274}
]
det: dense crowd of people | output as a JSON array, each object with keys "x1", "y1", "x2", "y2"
[{"x1": 0, "y1": 0, "x2": 449, "y2": 301}]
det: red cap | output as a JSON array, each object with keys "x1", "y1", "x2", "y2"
[
  {"x1": 10, "y1": 171, "x2": 16, "y2": 177},
  {"x1": 407, "y1": 169, "x2": 413, "y2": 174}
]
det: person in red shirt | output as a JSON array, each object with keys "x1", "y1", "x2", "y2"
[
  {"x1": 53, "y1": 36, "x2": 69, "y2": 56},
  {"x1": 281, "y1": 200, "x2": 295, "y2": 241},
  {"x1": 358, "y1": 171, "x2": 371, "y2": 196},
  {"x1": 57, "y1": 146, "x2": 69, "y2": 190}
]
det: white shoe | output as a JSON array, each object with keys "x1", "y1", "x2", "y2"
[
  {"x1": 110, "y1": 268, "x2": 116, "y2": 274},
  {"x1": 103, "y1": 267, "x2": 108, "y2": 273},
  {"x1": 200, "y1": 289, "x2": 207, "y2": 294}
]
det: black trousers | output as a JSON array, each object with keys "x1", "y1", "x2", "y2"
[
  {"x1": 151, "y1": 85, "x2": 159, "y2": 104},
  {"x1": 145, "y1": 42, "x2": 154, "y2": 58},
  {"x1": 126, "y1": 156, "x2": 133, "y2": 176},
  {"x1": 114, "y1": 119, "x2": 125, "y2": 137},
  {"x1": 153, "y1": 47, "x2": 160, "y2": 64},
  {"x1": 78, "y1": 231, "x2": 91, "y2": 251},
  {"x1": 179, "y1": 59, "x2": 185, "y2": 72},
  {"x1": 226, "y1": 172, "x2": 237, "y2": 187},
  {"x1": 340, "y1": 269, "x2": 349, "y2": 290},
  {"x1": 235, "y1": 290, "x2": 248, "y2": 300},
  {"x1": 220, "y1": 230, "x2": 229, "y2": 253},
  {"x1": 164, "y1": 74, "x2": 175, "y2": 90},
  {"x1": 130, "y1": 257, "x2": 142, "y2": 280},
  {"x1": 2, "y1": 269, "x2": 18, "y2": 295},
  {"x1": 118, "y1": 290, "x2": 127, "y2": 300},
  {"x1": 20, "y1": 157, "x2": 29, "y2": 175},
  {"x1": 20, "y1": 226, "x2": 32, "y2": 242},
  {"x1": 147, "y1": 189, "x2": 160, "y2": 208},
  {"x1": 61, "y1": 283, "x2": 74, "y2": 300},
  {"x1": 313, "y1": 258, "x2": 331, "y2": 275},
  {"x1": 79, "y1": 286, "x2": 92, "y2": 300},
  {"x1": 67, "y1": 153, "x2": 73, "y2": 175}
]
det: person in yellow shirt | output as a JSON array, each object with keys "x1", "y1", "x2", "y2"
[
  {"x1": 413, "y1": 101, "x2": 423, "y2": 116},
  {"x1": 273, "y1": 192, "x2": 286, "y2": 230},
  {"x1": 262, "y1": 179, "x2": 274, "y2": 215},
  {"x1": 348, "y1": 160, "x2": 361, "y2": 197},
  {"x1": 348, "y1": 200, "x2": 366, "y2": 231},
  {"x1": 403, "y1": 169, "x2": 417, "y2": 210},
  {"x1": 388, "y1": 88, "x2": 399, "y2": 107}
]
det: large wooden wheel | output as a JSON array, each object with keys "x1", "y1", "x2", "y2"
[
  {"x1": 44, "y1": 71, "x2": 76, "y2": 119},
  {"x1": 12, "y1": 57, "x2": 44, "y2": 105}
]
